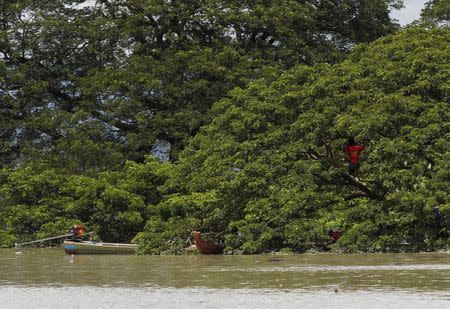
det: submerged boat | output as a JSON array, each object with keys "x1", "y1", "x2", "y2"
[
  {"x1": 191, "y1": 231, "x2": 224, "y2": 255},
  {"x1": 63, "y1": 240, "x2": 138, "y2": 255}
]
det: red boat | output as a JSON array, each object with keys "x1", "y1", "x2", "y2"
[{"x1": 191, "y1": 231, "x2": 224, "y2": 254}]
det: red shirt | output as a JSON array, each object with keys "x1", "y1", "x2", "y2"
[{"x1": 346, "y1": 145, "x2": 364, "y2": 164}]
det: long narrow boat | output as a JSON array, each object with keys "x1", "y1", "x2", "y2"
[
  {"x1": 191, "y1": 231, "x2": 224, "y2": 255},
  {"x1": 63, "y1": 240, "x2": 138, "y2": 255}
]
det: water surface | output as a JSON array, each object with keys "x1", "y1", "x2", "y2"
[{"x1": 1, "y1": 248, "x2": 449, "y2": 308}]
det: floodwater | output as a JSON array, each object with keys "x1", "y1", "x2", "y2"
[{"x1": 0, "y1": 248, "x2": 449, "y2": 309}]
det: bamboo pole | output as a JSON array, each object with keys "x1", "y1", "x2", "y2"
[{"x1": 15, "y1": 233, "x2": 74, "y2": 248}]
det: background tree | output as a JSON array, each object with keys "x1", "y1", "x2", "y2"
[
  {"x1": 1, "y1": 0, "x2": 402, "y2": 168},
  {"x1": 421, "y1": 0, "x2": 450, "y2": 23},
  {"x1": 0, "y1": 0, "x2": 127, "y2": 170}
]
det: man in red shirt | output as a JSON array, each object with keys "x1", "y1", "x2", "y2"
[{"x1": 345, "y1": 137, "x2": 364, "y2": 179}]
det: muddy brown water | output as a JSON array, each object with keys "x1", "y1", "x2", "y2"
[{"x1": 0, "y1": 248, "x2": 449, "y2": 308}]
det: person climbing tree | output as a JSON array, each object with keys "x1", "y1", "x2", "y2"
[{"x1": 345, "y1": 137, "x2": 364, "y2": 180}]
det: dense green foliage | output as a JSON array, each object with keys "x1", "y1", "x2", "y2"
[
  {"x1": 1, "y1": 1, "x2": 449, "y2": 254},
  {"x1": 137, "y1": 27, "x2": 450, "y2": 253},
  {"x1": 0, "y1": 156, "x2": 171, "y2": 245}
]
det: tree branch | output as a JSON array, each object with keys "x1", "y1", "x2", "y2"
[
  {"x1": 339, "y1": 171, "x2": 384, "y2": 201},
  {"x1": 91, "y1": 109, "x2": 138, "y2": 132},
  {"x1": 308, "y1": 147, "x2": 385, "y2": 201}
]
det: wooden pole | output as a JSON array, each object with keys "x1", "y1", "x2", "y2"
[{"x1": 15, "y1": 233, "x2": 74, "y2": 248}]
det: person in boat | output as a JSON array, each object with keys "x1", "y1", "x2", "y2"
[
  {"x1": 345, "y1": 137, "x2": 364, "y2": 180},
  {"x1": 68, "y1": 224, "x2": 85, "y2": 241}
]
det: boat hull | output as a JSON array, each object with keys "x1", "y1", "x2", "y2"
[
  {"x1": 191, "y1": 231, "x2": 223, "y2": 254},
  {"x1": 63, "y1": 240, "x2": 138, "y2": 255}
]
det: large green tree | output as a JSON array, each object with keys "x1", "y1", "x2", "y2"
[{"x1": 136, "y1": 27, "x2": 450, "y2": 254}]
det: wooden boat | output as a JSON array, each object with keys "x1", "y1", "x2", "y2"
[
  {"x1": 63, "y1": 240, "x2": 138, "y2": 255},
  {"x1": 191, "y1": 231, "x2": 224, "y2": 255}
]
